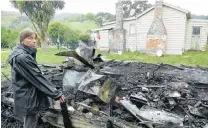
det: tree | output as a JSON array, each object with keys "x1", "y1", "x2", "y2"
[
  {"x1": 79, "y1": 34, "x2": 90, "y2": 42},
  {"x1": 1, "y1": 26, "x2": 8, "y2": 48},
  {"x1": 85, "y1": 13, "x2": 95, "y2": 21},
  {"x1": 64, "y1": 29, "x2": 80, "y2": 49},
  {"x1": 94, "y1": 17, "x2": 103, "y2": 27},
  {"x1": 95, "y1": 12, "x2": 115, "y2": 26},
  {"x1": 1, "y1": 26, "x2": 19, "y2": 49},
  {"x1": 10, "y1": 0, "x2": 65, "y2": 49},
  {"x1": 47, "y1": 21, "x2": 68, "y2": 49},
  {"x1": 48, "y1": 21, "x2": 81, "y2": 49},
  {"x1": 121, "y1": 0, "x2": 152, "y2": 18}
]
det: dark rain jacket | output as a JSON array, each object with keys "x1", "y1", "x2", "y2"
[{"x1": 8, "y1": 44, "x2": 62, "y2": 116}]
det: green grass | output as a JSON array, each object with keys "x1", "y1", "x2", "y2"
[
  {"x1": 102, "y1": 46, "x2": 208, "y2": 67},
  {"x1": 1, "y1": 48, "x2": 66, "y2": 78},
  {"x1": 36, "y1": 48, "x2": 66, "y2": 64},
  {"x1": 1, "y1": 50, "x2": 11, "y2": 77},
  {"x1": 67, "y1": 21, "x2": 98, "y2": 33},
  {"x1": 2, "y1": 46, "x2": 208, "y2": 79}
]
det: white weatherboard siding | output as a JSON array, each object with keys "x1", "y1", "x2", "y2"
[
  {"x1": 162, "y1": 6, "x2": 187, "y2": 54},
  {"x1": 185, "y1": 19, "x2": 208, "y2": 51},
  {"x1": 96, "y1": 23, "x2": 115, "y2": 51},
  {"x1": 136, "y1": 9, "x2": 154, "y2": 52},
  {"x1": 135, "y1": 5, "x2": 187, "y2": 54},
  {"x1": 98, "y1": 30, "x2": 109, "y2": 51},
  {"x1": 99, "y1": 20, "x2": 138, "y2": 51},
  {"x1": 100, "y1": 5, "x2": 188, "y2": 54},
  {"x1": 123, "y1": 20, "x2": 137, "y2": 51},
  {"x1": 97, "y1": 3, "x2": 208, "y2": 54}
]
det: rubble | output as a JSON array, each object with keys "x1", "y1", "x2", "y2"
[
  {"x1": 2, "y1": 56, "x2": 208, "y2": 127},
  {"x1": 141, "y1": 87, "x2": 149, "y2": 93},
  {"x1": 63, "y1": 69, "x2": 117, "y2": 103},
  {"x1": 130, "y1": 92, "x2": 148, "y2": 105},
  {"x1": 167, "y1": 90, "x2": 181, "y2": 98},
  {"x1": 120, "y1": 99, "x2": 184, "y2": 128},
  {"x1": 137, "y1": 105, "x2": 184, "y2": 126},
  {"x1": 204, "y1": 124, "x2": 208, "y2": 128},
  {"x1": 188, "y1": 105, "x2": 207, "y2": 118}
]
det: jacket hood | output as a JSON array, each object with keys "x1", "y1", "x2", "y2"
[{"x1": 8, "y1": 44, "x2": 37, "y2": 64}]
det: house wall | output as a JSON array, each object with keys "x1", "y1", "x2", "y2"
[
  {"x1": 123, "y1": 20, "x2": 137, "y2": 51},
  {"x1": 136, "y1": 9, "x2": 154, "y2": 53},
  {"x1": 163, "y1": 6, "x2": 187, "y2": 54},
  {"x1": 185, "y1": 19, "x2": 208, "y2": 51},
  {"x1": 97, "y1": 30, "x2": 110, "y2": 51},
  {"x1": 136, "y1": 6, "x2": 187, "y2": 54},
  {"x1": 98, "y1": 5, "x2": 190, "y2": 55}
]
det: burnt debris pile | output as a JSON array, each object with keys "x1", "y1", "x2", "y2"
[{"x1": 2, "y1": 56, "x2": 208, "y2": 128}]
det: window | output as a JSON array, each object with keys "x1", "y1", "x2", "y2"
[
  {"x1": 192, "y1": 26, "x2": 200, "y2": 35},
  {"x1": 129, "y1": 24, "x2": 136, "y2": 35}
]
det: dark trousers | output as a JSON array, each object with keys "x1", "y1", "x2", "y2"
[{"x1": 23, "y1": 113, "x2": 39, "y2": 128}]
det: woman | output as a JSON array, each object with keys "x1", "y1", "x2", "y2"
[{"x1": 8, "y1": 30, "x2": 65, "y2": 128}]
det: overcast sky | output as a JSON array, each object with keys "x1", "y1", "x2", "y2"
[{"x1": 1, "y1": 0, "x2": 208, "y2": 15}]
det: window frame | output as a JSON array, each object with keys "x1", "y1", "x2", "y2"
[{"x1": 192, "y1": 26, "x2": 201, "y2": 36}]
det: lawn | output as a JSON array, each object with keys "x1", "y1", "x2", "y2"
[
  {"x1": 1, "y1": 48, "x2": 66, "y2": 78},
  {"x1": 1, "y1": 46, "x2": 208, "y2": 79},
  {"x1": 102, "y1": 46, "x2": 208, "y2": 67}
]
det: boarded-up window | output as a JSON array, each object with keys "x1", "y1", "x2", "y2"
[
  {"x1": 192, "y1": 27, "x2": 200, "y2": 35},
  {"x1": 129, "y1": 24, "x2": 136, "y2": 35}
]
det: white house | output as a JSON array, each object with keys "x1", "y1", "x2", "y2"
[{"x1": 94, "y1": 2, "x2": 208, "y2": 55}]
